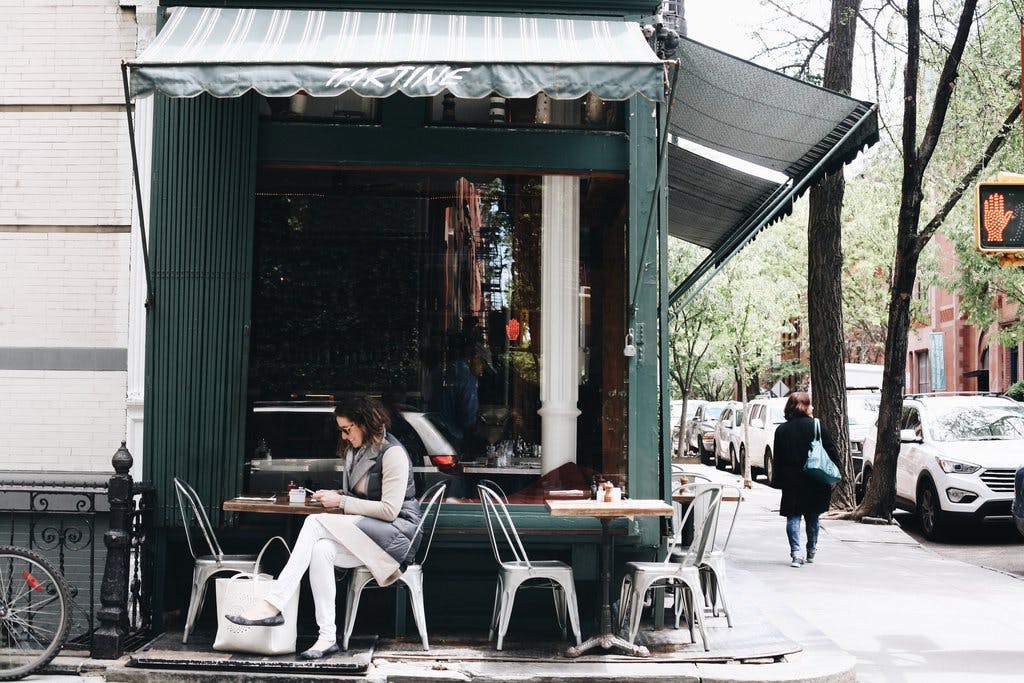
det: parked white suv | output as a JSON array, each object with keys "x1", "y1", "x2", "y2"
[
  {"x1": 860, "y1": 394, "x2": 1024, "y2": 540},
  {"x1": 746, "y1": 397, "x2": 787, "y2": 485}
]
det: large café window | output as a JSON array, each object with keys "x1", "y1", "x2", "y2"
[{"x1": 248, "y1": 169, "x2": 628, "y2": 503}]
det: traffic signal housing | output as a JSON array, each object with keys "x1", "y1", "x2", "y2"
[{"x1": 976, "y1": 175, "x2": 1024, "y2": 254}]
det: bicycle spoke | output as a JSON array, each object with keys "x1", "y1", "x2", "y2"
[
  {"x1": 7, "y1": 590, "x2": 62, "y2": 614},
  {"x1": 3, "y1": 614, "x2": 55, "y2": 650}
]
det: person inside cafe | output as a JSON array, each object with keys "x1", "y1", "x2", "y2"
[
  {"x1": 426, "y1": 334, "x2": 492, "y2": 454},
  {"x1": 772, "y1": 391, "x2": 839, "y2": 568},
  {"x1": 227, "y1": 394, "x2": 423, "y2": 659}
]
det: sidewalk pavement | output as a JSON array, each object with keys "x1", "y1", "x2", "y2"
[{"x1": 30, "y1": 462, "x2": 1024, "y2": 681}]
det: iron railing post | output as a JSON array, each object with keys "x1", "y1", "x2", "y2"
[{"x1": 92, "y1": 441, "x2": 133, "y2": 659}]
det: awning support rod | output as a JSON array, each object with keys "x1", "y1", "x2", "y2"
[
  {"x1": 628, "y1": 60, "x2": 681, "y2": 320},
  {"x1": 667, "y1": 103, "x2": 878, "y2": 313},
  {"x1": 120, "y1": 62, "x2": 154, "y2": 309}
]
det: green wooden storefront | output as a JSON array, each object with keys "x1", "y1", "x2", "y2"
[{"x1": 140, "y1": 0, "x2": 673, "y2": 629}]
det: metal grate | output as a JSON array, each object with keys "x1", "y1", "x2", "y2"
[
  {"x1": 979, "y1": 469, "x2": 1016, "y2": 493},
  {"x1": 0, "y1": 480, "x2": 155, "y2": 652}
]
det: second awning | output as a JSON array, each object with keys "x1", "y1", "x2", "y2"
[{"x1": 128, "y1": 7, "x2": 666, "y2": 102}]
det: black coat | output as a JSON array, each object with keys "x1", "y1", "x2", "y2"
[{"x1": 773, "y1": 416, "x2": 840, "y2": 516}]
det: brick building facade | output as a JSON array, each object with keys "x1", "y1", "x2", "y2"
[
  {"x1": 907, "y1": 235, "x2": 1023, "y2": 395},
  {"x1": 0, "y1": 0, "x2": 154, "y2": 474}
]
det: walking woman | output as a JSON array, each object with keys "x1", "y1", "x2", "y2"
[
  {"x1": 228, "y1": 395, "x2": 422, "y2": 659},
  {"x1": 772, "y1": 392, "x2": 839, "y2": 567}
]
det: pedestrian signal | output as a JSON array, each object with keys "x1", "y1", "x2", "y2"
[{"x1": 976, "y1": 175, "x2": 1024, "y2": 259}]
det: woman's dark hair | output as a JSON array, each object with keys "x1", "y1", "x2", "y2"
[
  {"x1": 784, "y1": 392, "x2": 813, "y2": 420},
  {"x1": 335, "y1": 395, "x2": 390, "y2": 443}
]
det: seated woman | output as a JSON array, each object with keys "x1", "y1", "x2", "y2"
[{"x1": 227, "y1": 395, "x2": 423, "y2": 659}]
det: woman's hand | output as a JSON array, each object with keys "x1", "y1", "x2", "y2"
[{"x1": 312, "y1": 489, "x2": 343, "y2": 509}]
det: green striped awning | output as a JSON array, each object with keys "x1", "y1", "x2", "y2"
[{"x1": 129, "y1": 7, "x2": 666, "y2": 101}]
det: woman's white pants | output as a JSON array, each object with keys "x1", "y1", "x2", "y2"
[{"x1": 265, "y1": 515, "x2": 362, "y2": 640}]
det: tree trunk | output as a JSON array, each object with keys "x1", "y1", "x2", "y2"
[
  {"x1": 676, "y1": 392, "x2": 689, "y2": 458},
  {"x1": 809, "y1": 0, "x2": 860, "y2": 511},
  {"x1": 858, "y1": 222, "x2": 921, "y2": 519}
]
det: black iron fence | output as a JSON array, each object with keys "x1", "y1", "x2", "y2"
[{"x1": 0, "y1": 475, "x2": 155, "y2": 651}]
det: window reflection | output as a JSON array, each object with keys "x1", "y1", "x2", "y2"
[{"x1": 249, "y1": 169, "x2": 626, "y2": 501}]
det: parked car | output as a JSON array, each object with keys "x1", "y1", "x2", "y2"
[
  {"x1": 687, "y1": 400, "x2": 728, "y2": 464},
  {"x1": 671, "y1": 399, "x2": 706, "y2": 447},
  {"x1": 1014, "y1": 465, "x2": 1024, "y2": 539},
  {"x1": 247, "y1": 401, "x2": 463, "y2": 497},
  {"x1": 847, "y1": 391, "x2": 881, "y2": 498},
  {"x1": 745, "y1": 397, "x2": 787, "y2": 485},
  {"x1": 860, "y1": 394, "x2": 1024, "y2": 540},
  {"x1": 714, "y1": 402, "x2": 745, "y2": 473}
]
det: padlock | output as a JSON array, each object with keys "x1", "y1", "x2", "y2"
[{"x1": 623, "y1": 329, "x2": 637, "y2": 357}]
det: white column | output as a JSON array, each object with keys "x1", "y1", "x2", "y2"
[
  {"x1": 538, "y1": 176, "x2": 581, "y2": 474},
  {"x1": 125, "y1": 3, "x2": 158, "y2": 480}
]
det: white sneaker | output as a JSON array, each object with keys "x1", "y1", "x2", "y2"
[{"x1": 790, "y1": 555, "x2": 805, "y2": 568}]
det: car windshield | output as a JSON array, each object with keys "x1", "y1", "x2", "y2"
[
  {"x1": 927, "y1": 404, "x2": 1024, "y2": 442},
  {"x1": 704, "y1": 405, "x2": 724, "y2": 420},
  {"x1": 848, "y1": 396, "x2": 880, "y2": 426}
]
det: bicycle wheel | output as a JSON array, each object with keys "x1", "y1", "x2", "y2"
[{"x1": 0, "y1": 546, "x2": 71, "y2": 681}]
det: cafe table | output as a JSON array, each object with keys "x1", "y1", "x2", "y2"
[
  {"x1": 223, "y1": 494, "x2": 339, "y2": 539},
  {"x1": 545, "y1": 498, "x2": 673, "y2": 658}
]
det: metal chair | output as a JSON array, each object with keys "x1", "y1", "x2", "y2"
[
  {"x1": 669, "y1": 465, "x2": 712, "y2": 546},
  {"x1": 618, "y1": 484, "x2": 723, "y2": 650},
  {"x1": 174, "y1": 477, "x2": 267, "y2": 643},
  {"x1": 341, "y1": 482, "x2": 448, "y2": 651},
  {"x1": 696, "y1": 483, "x2": 742, "y2": 626},
  {"x1": 477, "y1": 479, "x2": 510, "y2": 503},
  {"x1": 478, "y1": 483, "x2": 582, "y2": 651}
]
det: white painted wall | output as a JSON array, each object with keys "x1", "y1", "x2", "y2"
[{"x1": 0, "y1": 0, "x2": 141, "y2": 474}]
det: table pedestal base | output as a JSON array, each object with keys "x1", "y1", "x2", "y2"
[{"x1": 565, "y1": 634, "x2": 650, "y2": 658}]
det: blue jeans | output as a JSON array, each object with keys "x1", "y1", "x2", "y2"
[{"x1": 786, "y1": 514, "x2": 820, "y2": 556}]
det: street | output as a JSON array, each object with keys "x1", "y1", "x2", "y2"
[{"x1": 895, "y1": 512, "x2": 1024, "y2": 578}]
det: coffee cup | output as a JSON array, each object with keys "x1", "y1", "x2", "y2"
[{"x1": 288, "y1": 488, "x2": 306, "y2": 504}]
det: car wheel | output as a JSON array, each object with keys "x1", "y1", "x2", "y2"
[
  {"x1": 856, "y1": 466, "x2": 871, "y2": 504},
  {"x1": 715, "y1": 444, "x2": 726, "y2": 470},
  {"x1": 764, "y1": 449, "x2": 775, "y2": 487},
  {"x1": 698, "y1": 441, "x2": 711, "y2": 465},
  {"x1": 917, "y1": 479, "x2": 946, "y2": 541},
  {"x1": 732, "y1": 446, "x2": 742, "y2": 475}
]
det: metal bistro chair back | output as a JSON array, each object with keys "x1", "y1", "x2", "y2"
[
  {"x1": 478, "y1": 483, "x2": 582, "y2": 650},
  {"x1": 619, "y1": 484, "x2": 723, "y2": 650},
  {"x1": 669, "y1": 466, "x2": 712, "y2": 545},
  {"x1": 477, "y1": 478, "x2": 510, "y2": 504},
  {"x1": 175, "y1": 477, "x2": 225, "y2": 562},
  {"x1": 673, "y1": 483, "x2": 724, "y2": 568},
  {"x1": 698, "y1": 483, "x2": 742, "y2": 626},
  {"x1": 479, "y1": 483, "x2": 530, "y2": 567},
  {"x1": 174, "y1": 477, "x2": 262, "y2": 643},
  {"x1": 342, "y1": 481, "x2": 447, "y2": 651}
]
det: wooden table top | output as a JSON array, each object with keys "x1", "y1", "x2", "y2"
[
  {"x1": 223, "y1": 494, "x2": 341, "y2": 515},
  {"x1": 545, "y1": 498, "x2": 673, "y2": 519}
]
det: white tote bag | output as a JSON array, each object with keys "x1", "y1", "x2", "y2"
[{"x1": 213, "y1": 536, "x2": 298, "y2": 655}]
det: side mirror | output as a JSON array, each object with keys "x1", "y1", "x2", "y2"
[
  {"x1": 750, "y1": 418, "x2": 764, "y2": 429},
  {"x1": 899, "y1": 428, "x2": 923, "y2": 444}
]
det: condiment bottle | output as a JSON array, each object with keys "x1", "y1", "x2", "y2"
[
  {"x1": 287, "y1": 480, "x2": 298, "y2": 491},
  {"x1": 590, "y1": 477, "x2": 599, "y2": 500},
  {"x1": 603, "y1": 481, "x2": 614, "y2": 502}
]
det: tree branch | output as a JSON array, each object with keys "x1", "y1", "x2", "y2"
[
  {"x1": 915, "y1": 0, "x2": 980, "y2": 175},
  {"x1": 916, "y1": 99, "x2": 1022, "y2": 251}
]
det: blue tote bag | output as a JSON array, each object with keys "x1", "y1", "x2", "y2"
[{"x1": 804, "y1": 419, "x2": 841, "y2": 485}]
